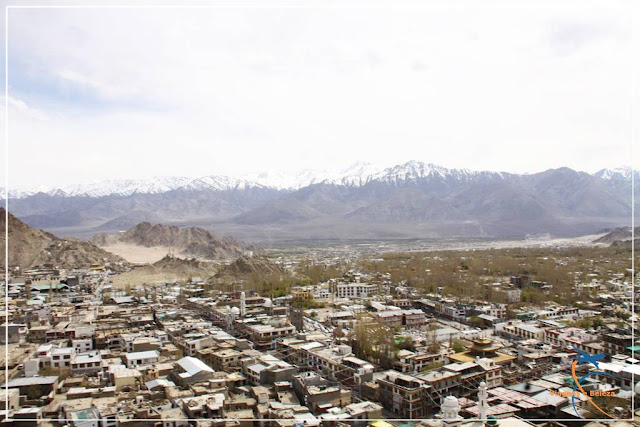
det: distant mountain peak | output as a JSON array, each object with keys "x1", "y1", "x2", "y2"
[
  {"x1": 593, "y1": 166, "x2": 636, "y2": 181},
  {"x1": 2, "y1": 162, "x2": 637, "y2": 200}
]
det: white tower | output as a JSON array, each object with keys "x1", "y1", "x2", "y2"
[
  {"x1": 442, "y1": 396, "x2": 462, "y2": 427},
  {"x1": 478, "y1": 381, "x2": 488, "y2": 421},
  {"x1": 240, "y1": 291, "x2": 246, "y2": 318}
]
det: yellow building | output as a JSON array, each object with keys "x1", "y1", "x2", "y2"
[
  {"x1": 292, "y1": 290, "x2": 313, "y2": 301},
  {"x1": 449, "y1": 338, "x2": 515, "y2": 366},
  {"x1": 89, "y1": 263, "x2": 105, "y2": 271}
]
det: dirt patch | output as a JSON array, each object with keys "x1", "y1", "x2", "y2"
[{"x1": 101, "y1": 243, "x2": 176, "y2": 264}]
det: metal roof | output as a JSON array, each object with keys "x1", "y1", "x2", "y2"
[
  {"x1": 177, "y1": 356, "x2": 214, "y2": 375},
  {"x1": 4, "y1": 376, "x2": 59, "y2": 387}
]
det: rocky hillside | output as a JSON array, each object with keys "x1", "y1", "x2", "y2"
[
  {"x1": 136, "y1": 255, "x2": 215, "y2": 276},
  {"x1": 593, "y1": 226, "x2": 639, "y2": 244},
  {"x1": 213, "y1": 256, "x2": 284, "y2": 278},
  {"x1": 609, "y1": 238, "x2": 640, "y2": 250},
  {"x1": 91, "y1": 222, "x2": 251, "y2": 259},
  {"x1": 0, "y1": 208, "x2": 126, "y2": 270}
]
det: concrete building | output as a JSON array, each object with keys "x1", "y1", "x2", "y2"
[
  {"x1": 335, "y1": 283, "x2": 378, "y2": 299},
  {"x1": 70, "y1": 352, "x2": 102, "y2": 375},
  {"x1": 124, "y1": 350, "x2": 159, "y2": 369}
]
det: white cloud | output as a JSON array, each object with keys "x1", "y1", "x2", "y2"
[{"x1": 3, "y1": 0, "x2": 636, "y2": 187}]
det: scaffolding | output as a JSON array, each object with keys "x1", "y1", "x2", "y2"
[{"x1": 502, "y1": 360, "x2": 555, "y2": 385}]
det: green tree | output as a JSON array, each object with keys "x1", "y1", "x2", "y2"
[
  {"x1": 451, "y1": 339, "x2": 466, "y2": 353},
  {"x1": 468, "y1": 316, "x2": 485, "y2": 328},
  {"x1": 352, "y1": 315, "x2": 396, "y2": 369}
]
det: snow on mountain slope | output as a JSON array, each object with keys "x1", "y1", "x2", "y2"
[
  {"x1": 179, "y1": 175, "x2": 267, "y2": 191},
  {"x1": 242, "y1": 161, "x2": 386, "y2": 189},
  {"x1": 321, "y1": 161, "x2": 385, "y2": 186},
  {"x1": 2, "y1": 162, "x2": 634, "y2": 199},
  {"x1": 2, "y1": 176, "x2": 195, "y2": 198},
  {"x1": 367, "y1": 161, "x2": 506, "y2": 185},
  {"x1": 592, "y1": 166, "x2": 637, "y2": 181}
]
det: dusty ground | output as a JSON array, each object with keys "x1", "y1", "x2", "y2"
[
  {"x1": 112, "y1": 271, "x2": 190, "y2": 289},
  {"x1": 0, "y1": 342, "x2": 37, "y2": 368},
  {"x1": 451, "y1": 233, "x2": 606, "y2": 251},
  {"x1": 101, "y1": 243, "x2": 177, "y2": 264},
  {"x1": 108, "y1": 232, "x2": 608, "y2": 289},
  {"x1": 112, "y1": 265, "x2": 218, "y2": 289}
]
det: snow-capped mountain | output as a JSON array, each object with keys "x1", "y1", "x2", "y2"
[
  {"x1": 179, "y1": 175, "x2": 267, "y2": 192},
  {"x1": 242, "y1": 161, "x2": 387, "y2": 189},
  {"x1": 320, "y1": 161, "x2": 386, "y2": 187},
  {"x1": 61, "y1": 177, "x2": 198, "y2": 197},
  {"x1": 1, "y1": 176, "x2": 196, "y2": 199},
  {"x1": 4, "y1": 161, "x2": 637, "y2": 241},
  {"x1": 1, "y1": 162, "x2": 635, "y2": 200},
  {"x1": 366, "y1": 161, "x2": 507, "y2": 186},
  {"x1": 592, "y1": 166, "x2": 637, "y2": 181}
]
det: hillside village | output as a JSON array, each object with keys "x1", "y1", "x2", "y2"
[{"x1": 0, "y1": 232, "x2": 638, "y2": 426}]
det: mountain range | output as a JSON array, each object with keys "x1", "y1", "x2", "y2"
[
  {"x1": 4, "y1": 163, "x2": 636, "y2": 198},
  {"x1": 3, "y1": 162, "x2": 637, "y2": 241}
]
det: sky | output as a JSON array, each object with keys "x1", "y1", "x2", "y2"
[{"x1": 1, "y1": 0, "x2": 638, "y2": 188}]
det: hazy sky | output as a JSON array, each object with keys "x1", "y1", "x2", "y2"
[{"x1": 1, "y1": 0, "x2": 637, "y2": 187}]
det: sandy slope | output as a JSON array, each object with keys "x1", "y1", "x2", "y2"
[{"x1": 101, "y1": 243, "x2": 177, "y2": 263}]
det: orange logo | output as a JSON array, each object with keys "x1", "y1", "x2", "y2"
[{"x1": 570, "y1": 348, "x2": 616, "y2": 419}]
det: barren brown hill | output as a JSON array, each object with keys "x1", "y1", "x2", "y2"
[
  {"x1": 91, "y1": 221, "x2": 251, "y2": 259},
  {"x1": 131, "y1": 254, "x2": 215, "y2": 277},
  {"x1": 1, "y1": 208, "x2": 126, "y2": 270},
  {"x1": 112, "y1": 255, "x2": 217, "y2": 289},
  {"x1": 609, "y1": 238, "x2": 640, "y2": 250},
  {"x1": 593, "y1": 226, "x2": 639, "y2": 244},
  {"x1": 213, "y1": 256, "x2": 284, "y2": 279}
]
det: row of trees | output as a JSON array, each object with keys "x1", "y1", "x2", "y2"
[{"x1": 353, "y1": 246, "x2": 634, "y2": 305}]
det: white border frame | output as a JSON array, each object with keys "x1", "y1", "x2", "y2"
[{"x1": 2, "y1": 1, "x2": 637, "y2": 423}]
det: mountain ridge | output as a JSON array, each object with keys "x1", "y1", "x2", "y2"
[
  {"x1": 4, "y1": 162, "x2": 636, "y2": 198},
  {"x1": 4, "y1": 162, "x2": 637, "y2": 241}
]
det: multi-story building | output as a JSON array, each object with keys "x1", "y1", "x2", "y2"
[
  {"x1": 243, "y1": 354, "x2": 297, "y2": 386},
  {"x1": 373, "y1": 309, "x2": 427, "y2": 329},
  {"x1": 335, "y1": 283, "x2": 378, "y2": 299},
  {"x1": 71, "y1": 338, "x2": 93, "y2": 353},
  {"x1": 234, "y1": 317, "x2": 296, "y2": 351},
  {"x1": 123, "y1": 350, "x2": 159, "y2": 369},
  {"x1": 51, "y1": 347, "x2": 75, "y2": 369},
  {"x1": 275, "y1": 338, "x2": 374, "y2": 384},
  {"x1": 292, "y1": 371, "x2": 352, "y2": 412},
  {"x1": 499, "y1": 322, "x2": 545, "y2": 341},
  {"x1": 395, "y1": 350, "x2": 446, "y2": 373},
  {"x1": 602, "y1": 333, "x2": 634, "y2": 357},
  {"x1": 537, "y1": 306, "x2": 579, "y2": 320},
  {"x1": 70, "y1": 351, "x2": 102, "y2": 375},
  {"x1": 543, "y1": 327, "x2": 599, "y2": 353},
  {"x1": 198, "y1": 348, "x2": 242, "y2": 372},
  {"x1": 375, "y1": 370, "x2": 431, "y2": 419}
]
